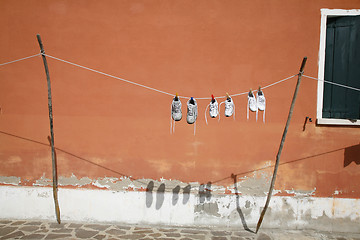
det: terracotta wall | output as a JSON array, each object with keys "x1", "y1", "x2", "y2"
[{"x1": 0, "y1": 0, "x2": 359, "y2": 198}]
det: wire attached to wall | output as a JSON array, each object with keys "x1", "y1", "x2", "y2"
[
  {"x1": 303, "y1": 75, "x2": 360, "y2": 92},
  {"x1": 1, "y1": 53, "x2": 360, "y2": 95},
  {"x1": 0, "y1": 53, "x2": 41, "y2": 67}
]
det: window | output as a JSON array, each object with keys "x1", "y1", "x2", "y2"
[{"x1": 317, "y1": 9, "x2": 360, "y2": 125}]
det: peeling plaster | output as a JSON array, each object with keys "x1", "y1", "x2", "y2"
[
  {"x1": 285, "y1": 188, "x2": 316, "y2": 197},
  {"x1": 59, "y1": 174, "x2": 92, "y2": 187},
  {"x1": 0, "y1": 176, "x2": 21, "y2": 185},
  {"x1": 0, "y1": 173, "x2": 314, "y2": 198},
  {"x1": 236, "y1": 177, "x2": 269, "y2": 196},
  {"x1": 334, "y1": 190, "x2": 342, "y2": 195},
  {"x1": 34, "y1": 174, "x2": 51, "y2": 186},
  {"x1": 0, "y1": 181, "x2": 360, "y2": 232}
]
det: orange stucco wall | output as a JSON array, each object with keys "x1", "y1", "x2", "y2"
[{"x1": 0, "y1": 0, "x2": 359, "y2": 198}]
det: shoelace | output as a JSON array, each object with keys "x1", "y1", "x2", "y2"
[
  {"x1": 258, "y1": 97, "x2": 265, "y2": 105},
  {"x1": 256, "y1": 95, "x2": 266, "y2": 123},
  {"x1": 225, "y1": 101, "x2": 233, "y2": 113},
  {"x1": 210, "y1": 103, "x2": 218, "y2": 115},
  {"x1": 173, "y1": 101, "x2": 181, "y2": 113},
  {"x1": 188, "y1": 103, "x2": 198, "y2": 117},
  {"x1": 187, "y1": 103, "x2": 197, "y2": 135},
  {"x1": 170, "y1": 105, "x2": 176, "y2": 134},
  {"x1": 247, "y1": 97, "x2": 257, "y2": 120},
  {"x1": 170, "y1": 101, "x2": 182, "y2": 134},
  {"x1": 205, "y1": 104, "x2": 210, "y2": 125}
]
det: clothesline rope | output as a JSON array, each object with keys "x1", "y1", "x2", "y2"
[
  {"x1": 0, "y1": 53, "x2": 41, "y2": 67},
  {"x1": 44, "y1": 54, "x2": 176, "y2": 97},
  {"x1": 303, "y1": 75, "x2": 360, "y2": 92},
  {"x1": 1, "y1": 53, "x2": 359, "y2": 96},
  {"x1": 42, "y1": 53, "x2": 297, "y2": 100}
]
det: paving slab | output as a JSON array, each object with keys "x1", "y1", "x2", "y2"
[
  {"x1": 83, "y1": 224, "x2": 110, "y2": 231},
  {"x1": 19, "y1": 225, "x2": 41, "y2": 232},
  {"x1": 105, "y1": 228, "x2": 128, "y2": 235},
  {"x1": 0, "y1": 219, "x2": 359, "y2": 240},
  {"x1": 75, "y1": 228, "x2": 98, "y2": 238},
  {"x1": 1, "y1": 230, "x2": 25, "y2": 239},
  {"x1": 0, "y1": 226, "x2": 17, "y2": 236},
  {"x1": 44, "y1": 233, "x2": 73, "y2": 239},
  {"x1": 24, "y1": 221, "x2": 43, "y2": 226},
  {"x1": 21, "y1": 233, "x2": 47, "y2": 239},
  {"x1": 0, "y1": 221, "x2": 12, "y2": 225},
  {"x1": 10, "y1": 221, "x2": 26, "y2": 226}
]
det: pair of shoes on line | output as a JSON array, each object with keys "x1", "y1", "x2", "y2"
[
  {"x1": 205, "y1": 94, "x2": 235, "y2": 124},
  {"x1": 171, "y1": 95, "x2": 198, "y2": 135},
  {"x1": 171, "y1": 95, "x2": 198, "y2": 124},
  {"x1": 247, "y1": 88, "x2": 266, "y2": 122}
]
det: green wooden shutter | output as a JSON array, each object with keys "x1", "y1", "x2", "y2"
[{"x1": 323, "y1": 16, "x2": 360, "y2": 120}]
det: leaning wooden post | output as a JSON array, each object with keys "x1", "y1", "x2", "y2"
[
  {"x1": 255, "y1": 57, "x2": 307, "y2": 233},
  {"x1": 37, "y1": 34, "x2": 61, "y2": 224}
]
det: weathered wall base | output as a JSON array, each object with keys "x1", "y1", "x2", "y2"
[{"x1": 0, "y1": 186, "x2": 359, "y2": 233}]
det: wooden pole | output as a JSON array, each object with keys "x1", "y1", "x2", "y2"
[
  {"x1": 255, "y1": 57, "x2": 307, "y2": 233},
  {"x1": 36, "y1": 34, "x2": 61, "y2": 224}
]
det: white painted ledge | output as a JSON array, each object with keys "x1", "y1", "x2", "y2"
[
  {"x1": 317, "y1": 118, "x2": 360, "y2": 126},
  {"x1": 0, "y1": 186, "x2": 359, "y2": 232}
]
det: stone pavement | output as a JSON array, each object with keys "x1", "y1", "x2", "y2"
[{"x1": 1, "y1": 220, "x2": 360, "y2": 240}]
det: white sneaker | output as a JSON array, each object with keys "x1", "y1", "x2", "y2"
[
  {"x1": 257, "y1": 90, "x2": 265, "y2": 111},
  {"x1": 257, "y1": 89, "x2": 266, "y2": 123},
  {"x1": 209, "y1": 97, "x2": 219, "y2": 118},
  {"x1": 225, "y1": 97, "x2": 234, "y2": 117},
  {"x1": 171, "y1": 96, "x2": 182, "y2": 121},
  {"x1": 248, "y1": 91, "x2": 257, "y2": 112},
  {"x1": 187, "y1": 97, "x2": 198, "y2": 124},
  {"x1": 247, "y1": 90, "x2": 257, "y2": 120}
]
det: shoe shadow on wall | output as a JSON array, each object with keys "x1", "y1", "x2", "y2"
[
  {"x1": 172, "y1": 185, "x2": 192, "y2": 205},
  {"x1": 199, "y1": 182, "x2": 212, "y2": 204},
  {"x1": 1, "y1": 130, "x2": 358, "y2": 221},
  {"x1": 344, "y1": 143, "x2": 360, "y2": 167},
  {"x1": 0, "y1": 130, "x2": 206, "y2": 210},
  {"x1": 146, "y1": 181, "x2": 192, "y2": 209}
]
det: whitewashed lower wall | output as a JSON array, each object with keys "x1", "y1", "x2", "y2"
[{"x1": 0, "y1": 186, "x2": 359, "y2": 233}]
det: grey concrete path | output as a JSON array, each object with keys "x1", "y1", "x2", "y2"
[{"x1": 0, "y1": 219, "x2": 359, "y2": 240}]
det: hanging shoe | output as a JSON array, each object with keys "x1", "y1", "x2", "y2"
[
  {"x1": 171, "y1": 94, "x2": 182, "y2": 121},
  {"x1": 205, "y1": 95, "x2": 219, "y2": 125},
  {"x1": 209, "y1": 95, "x2": 219, "y2": 118},
  {"x1": 170, "y1": 94, "x2": 182, "y2": 134},
  {"x1": 219, "y1": 93, "x2": 235, "y2": 122},
  {"x1": 187, "y1": 97, "x2": 198, "y2": 124},
  {"x1": 256, "y1": 87, "x2": 266, "y2": 123},
  {"x1": 225, "y1": 95, "x2": 235, "y2": 117},
  {"x1": 257, "y1": 88, "x2": 266, "y2": 111},
  {"x1": 247, "y1": 89, "x2": 257, "y2": 120}
]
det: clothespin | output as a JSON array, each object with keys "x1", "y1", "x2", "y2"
[
  {"x1": 211, "y1": 94, "x2": 215, "y2": 103},
  {"x1": 258, "y1": 86, "x2": 263, "y2": 95},
  {"x1": 175, "y1": 93, "x2": 179, "y2": 100},
  {"x1": 226, "y1": 92, "x2": 231, "y2": 100},
  {"x1": 249, "y1": 89, "x2": 253, "y2": 97}
]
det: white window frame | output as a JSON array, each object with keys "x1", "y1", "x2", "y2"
[{"x1": 317, "y1": 8, "x2": 360, "y2": 125}]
